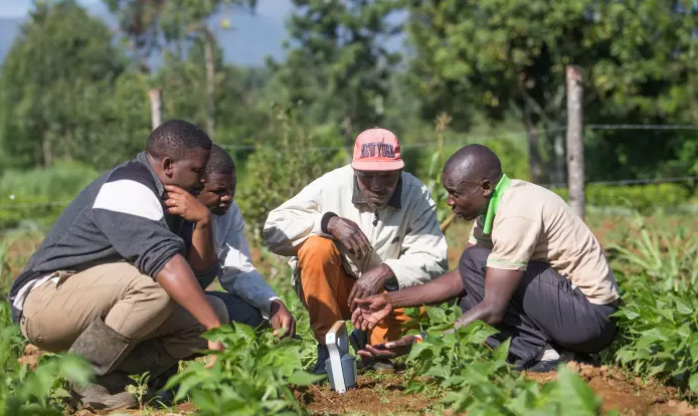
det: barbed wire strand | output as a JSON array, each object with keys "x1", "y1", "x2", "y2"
[
  {"x1": 3, "y1": 124, "x2": 698, "y2": 209},
  {"x1": 2, "y1": 176, "x2": 697, "y2": 210}
]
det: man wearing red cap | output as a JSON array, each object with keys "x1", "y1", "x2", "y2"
[{"x1": 264, "y1": 128, "x2": 448, "y2": 374}]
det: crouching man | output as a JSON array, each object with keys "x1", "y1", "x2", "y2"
[
  {"x1": 9, "y1": 120, "x2": 229, "y2": 410},
  {"x1": 263, "y1": 128, "x2": 448, "y2": 374},
  {"x1": 353, "y1": 144, "x2": 620, "y2": 372},
  {"x1": 167, "y1": 144, "x2": 296, "y2": 335}
]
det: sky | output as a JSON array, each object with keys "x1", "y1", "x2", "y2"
[{"x1": 0, "y1": 0, "x2": 294, "y2": 66}]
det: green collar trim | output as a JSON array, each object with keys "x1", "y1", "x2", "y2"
[{"x1": 483, "y1": 173, "x2": 510, "y2": 235}]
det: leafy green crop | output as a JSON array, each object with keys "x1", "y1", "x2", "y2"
[
  {"x1": 0, "y1": 302, "x2": 92, "y2": 416},
  {"x1": 607, "y1": 219, "x2": 698, "y2": 391},
  {"x1": 165, "y1": 323, "x2": 323, "y2": 415},
  {"x1": 405, "y1": 305, "x2": 610, "y2": 415}
]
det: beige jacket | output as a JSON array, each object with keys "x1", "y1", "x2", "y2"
[{"x1": 263, "y1": 165, "x2": 448, "y2": 288}]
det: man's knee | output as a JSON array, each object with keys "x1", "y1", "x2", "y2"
[
  {"x1": 458, "y1": 246, "x2": 490, "y2": 306},
  {"x1": 206, "y1": 292, "x2": 265, "y2": 328},
  {"x1": 459, "y1": 246, "x2": 490, "y2": 269},
  {"x1": 206, "y1": 295, "x2": 230, "y2": 324},
  {"x1": 458, "y1": 246, "x2": 489, "y2": 284},
  {"x1": 130, "y1": 274, "x2": 175, "y2": 323},
  {"x1": 298, "y1": 236, "x2": 341, "y2": 270}
]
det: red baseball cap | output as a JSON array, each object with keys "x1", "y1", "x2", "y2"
[{"x1": 351, "y1": 128, "x2": 405, "y2": 171}]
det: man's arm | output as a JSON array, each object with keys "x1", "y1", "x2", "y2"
[
  {"x1": 218, "y1": 206, "x2": 296, "y2": 337},
  {"x1": 156, "y1": 254, "x2": 222, "y2": 330},
  {"x1": 355, "y1": 268, "x2": 522, "y2": 358},
  {"x1": 454, "y1": 268, "x2": 522, "y2": 328},
  {"x1": 388, "y1": 269, "x2": 464, "y2": 307},
  {"x1": 218, "y1": 207, "x2": 283, "y2": 313},
  {"x1": 163, "y1": 185, "x2": 216, "y2": 272}
]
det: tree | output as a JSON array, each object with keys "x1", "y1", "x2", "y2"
[
  {"x1": 272, "y1": 0, "x2": 402, "y2": 156},
  {"x1": 106, "y1": 0, "x2": 257, "y2": 139},
  {"x1": 406, "y1": 0, "x2": 698, "y2": 183},
  {"x1": 0, "y1": 0, "x2": 128, "y2": 168},
  {"x1": 156, "y1": 41, "x2": 271, "y2": 146},
  {"x1": 105, "y1": 0, "x2": 166, "y2": 73}
]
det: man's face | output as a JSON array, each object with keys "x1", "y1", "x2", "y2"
[
  {"x1": 197, "y1": 173, "x2": 235, "y2": 216},
  {"x1": 163, "y1": 147, "x2": 210, "y2": 194},
  {"x1": 441, "y1": 170, "x2": 492, "y2": 221},
  {"x1": 354, "y1": 169, "x2": 401, "y2": 209}
]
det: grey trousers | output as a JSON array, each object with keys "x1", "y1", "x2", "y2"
[
  {"x1": 458, "y1": 246, "x2": 618, "y2": 366},
  {"x1": 205, "y1": 291, "x2": 267, "y2": 329}
]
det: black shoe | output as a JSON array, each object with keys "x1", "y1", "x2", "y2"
[
  {"x1": 146, "y1": 364, "x2": 178, "y2": 407},
  {"x1": 526, "y1": 359, "x2": 561, "y2": 373},
  {"x1": 310, "y1": 343, "x2": 329, "y2": 375}
]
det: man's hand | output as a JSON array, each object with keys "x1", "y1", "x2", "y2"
[
  {"x1": 348, "y1": 264, "x2": 394, "y2": 310},
  {"x1": 351, "y1": 293, "x2": 393, "y2": 331},
  {"x1": 205, "y1": 339, "x2": 225, "y2": 368},
  {"x1": 164, "y1": 185, "x2": 210, "y2": 224},
  {"x1": 357, "y1": 335, "x2": 416, "y2": 360},
  {"x1": 269, "y1": 299, "x2": 296, "y2": 338},
  {"x1": 326, "y1": 216, "x2": 371, "y2": 259}
]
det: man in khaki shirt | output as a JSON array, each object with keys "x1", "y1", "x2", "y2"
[{"x1": 351, "y1": 144, "x2": 620, "y2": 372}]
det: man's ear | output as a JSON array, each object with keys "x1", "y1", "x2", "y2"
[
  {"x1": 162, "y1": 157, "x2": 174, "y2": 177},
  {"x1": 481, "y1": 180, "x2": 495, "y2": 198}
]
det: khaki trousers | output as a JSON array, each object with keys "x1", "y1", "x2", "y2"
[{"x1": 20, "y1": 262, "x2": 228, "y2": 360}]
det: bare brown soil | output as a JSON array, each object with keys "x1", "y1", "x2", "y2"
[
  {"x1": 527, "y1": 362, "x2": 698, "y2": 416},
  {"x1": 300, "y1": 373, "x2": 433, "y2": 415}
]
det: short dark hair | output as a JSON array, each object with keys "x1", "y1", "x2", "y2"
[
  {"x1": 205, "y1": 144, "x2": 236, "y2": 176},
  {"x1": 444, "y1": 144, "x2": 502, "y2": 184},
  {"x1": 146, "y1": 119, "x2": 212, "y2": 160}
]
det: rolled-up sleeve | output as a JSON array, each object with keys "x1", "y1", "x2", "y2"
[
  {"x1": 219, "y1": 207, "x2": 280, "y2": 317},
  {"x1": 383, "y1": 186, "x2": 448, "y2": 288}
]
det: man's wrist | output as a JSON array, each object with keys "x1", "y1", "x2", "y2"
[
  {"x1": 379, "y1": 263, "x2": 396, "y2": 286},
  {"x1": 204, "y1": 319, "x2": 222, "y2": 331},
  {"x1": 384, "y1": 291, "x2": 397, "y2": 309},
  {"x1": 196, "y1": 213, "x2": 212, "y2": 227},
  {"x1": 269, "y1": 298, "x2": 284, "y2": 313}
]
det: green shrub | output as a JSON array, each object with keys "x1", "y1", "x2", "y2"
[
  {"x1": 607, "y1": 219, "x2": 698, "y2": 390},
  {"x1": 237, "y1": 105, "x2": 344, "y2": 241},
  {"x1": 0, "y1": 164, "x2": 99, "y2": 230},
  {"x1": 0, "y1": 164, "x2": 98, "y2": 201},
  {"x1": 553, "y1": 183, "x2": 691, "y2": 212}
]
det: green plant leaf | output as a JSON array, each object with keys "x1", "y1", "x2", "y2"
[
  {"x1": 689, "y1": 373, "x2": 698, "y2": 392},
  {"x1": 287, "y1": 371, "x2": 325, "y2": 386}
]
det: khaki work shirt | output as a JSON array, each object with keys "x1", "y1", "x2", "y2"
[{"x1": 470, "y1": 178, "x2": 620, "y2": 305}]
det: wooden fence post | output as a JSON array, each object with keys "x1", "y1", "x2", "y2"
[
  {"x1": 148, "y1": 88, "x2": 163, "y2": 131},
  {"x1": 566, "y1": 65, "x2": 585, "y2": 219}
]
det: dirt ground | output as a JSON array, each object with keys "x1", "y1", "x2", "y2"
[
  {"x1": 300, "y1": 373, "x2": 434, "y2": 415},
  {"x1": 529, "y1": 363, "x2": 697, "y2": 416}
]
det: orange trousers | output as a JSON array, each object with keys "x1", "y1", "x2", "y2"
[{"x1": 298, "y1": 236, "x2": 416, "y2": 345}]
